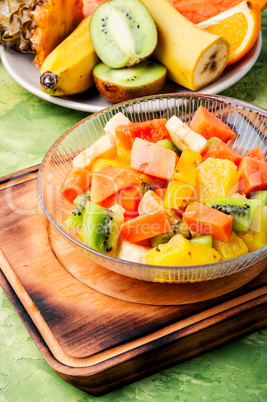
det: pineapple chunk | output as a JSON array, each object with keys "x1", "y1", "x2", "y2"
[
  {"x1": 236, "y1": 230, "x2": 266, "y2": 252},
  {"x1": 73, "y1": 135, "x2": 117, "y2": 169},
  {"x1": 113, "y1": 239, "x2": 150, "y2": 264},
  {"x1": 144, "y1": 234, "x2": 220, "y2": 266},
  {"x1": 104, "y1": 112, "x2": 131, "y2": 137},
  {"x1": 213, "y1": 232, "x2": 248, "y2": 261}
]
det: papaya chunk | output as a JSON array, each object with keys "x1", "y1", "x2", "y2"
[
  {"x1": 243, "y1": 146, "x2": 266, "y2": 163},
  {"x1": 202, "y1": 139, "x2": 242, "y2": 165},
  {"x1": 120, "y1": 209, "x2": 172, "y2": 243},
  {"x1": 190, "y1": 106, "x2": 236, "y2": 142},
  {"x1": 238, "y1": 157, "x2": 267, "y2": 195},
  {"x1": 60, "y1": 167, "x2": 92, "y2": 204},
  {"x1": 183, "y1": 201, "x2": 233, "y2": 242},
  {"x1": 115, "y1": 119, "x2": 169, "y2": 150},
  {"x1": 131, "y1": 138, "x2": 178, "y2": 180},
  {"x1": 90, "y1": 165, "x2": 141, "y2": 204}
]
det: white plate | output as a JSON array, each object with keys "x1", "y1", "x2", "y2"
[{"x1": 0, "y1": 33, "x2": 262, "y2": 113}]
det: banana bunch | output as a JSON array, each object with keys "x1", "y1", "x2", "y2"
[
  {"x1": 140, "y1": 0, "x2": 230, "y2": 90},
  {"x1": 40, "y1": 17, "x2": 99, "y2": 96}
]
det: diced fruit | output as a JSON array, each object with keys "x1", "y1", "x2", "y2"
[
  {"x1": 166, "y1": 116, "x2": 207, "y2": 153},
  {"x1": 83, "y1": 201, "x2": 120, "y2": 253},
  {"x1": 190, "y1": 235, "x2": 213, "y2": 248},
  {"x1": 104, "y1": 112, "x2": 131, "y2": 137},
  {"x1": 190, "y1": 106, "x2": 236, "y2": 142},
  {"x1": 144, "y1": 234, "x2": 220, "y2": 266},
  {"x1": 90, "y1": 165, "x2": 141, "y2": 204},
  {"x1": 150, "y1": 231, "x2": 176, "y2": 248},
  {"x1": 73, "y1": 135, "x2": 117, "y2": 169},
  {"x1": 237, "y1": 228, "x2": 267, "y2": 252},
  {"x1": 206, "y1": 197, "x2": 259, "y2": 232},
  {"x1": 196, "y1": 158, "x2": 239, "y2": 201},
  {"x1": 113, "y1": 238, "x2": 150, "y2": 263},
  {"x1": 183, "y1": 201, "x2": 233, "y2": 242},
  {"x1": 243, "y1": 146, "x2": 266, "y2": 163},
  {"x1": 131, "y1": 138, "x2": 178, "y2": 180},
  {"x1": 102, "y1": 184, "x2": 142, "y2": 218},
  {"x1": 64, "y1": 193, "x2": 90, "y2": 228},
  {"x1": 116, "y1": 140, "x2": 131, "y2": 163},
  {"x1": 238, "y1": 157, "x2": 267, "y2": 195},
  {"x1": 60, "y1": 167, "x2": 92, "y2": 203},
  {"x1": 109, "y1": 203, "x2": 125, "y2": 225},
  {"x1": 91, "y1": 158, "x2": 132, "y2": 173},
  {"x1": 201, "y1": 139, "x2": 242, "y2": 165},
  {"x1": 213, "y1": 232, "x2": 248, "y2": 261},
  {"x1": 154, "y1": 188, "x2": 167, "y2": 200},
  {"x1": 138, "y1": 190, "x2": 164, "y2": 215},
  {"x1": 250, "y1": 190, "x2": 267, "y2": 206},
  {"x1": 115, "y1": 119, "x2": 169, "y2": 150},
  {"x1": 156, "y1": 139, "x2": 179, "y2": 154},
  {"x1": 206, "y1": 137, "x2": 220, "y2": 147},
  {"x1": 249, "y1": 205, "x2": 267, "y2": 235},
  {"x1": 163, "y1": 179, "x2": 195, "y2": 210},
  {"x1": 173, "y1": 149, "x2": 202, "y2": 184},
  {"x1": 120, "y1": 209, "x2": 172, "y2": 243}
]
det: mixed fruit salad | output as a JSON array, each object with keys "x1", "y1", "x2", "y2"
[{"x1": 61, "y1": 105, "x2": 267, "y2": 266}]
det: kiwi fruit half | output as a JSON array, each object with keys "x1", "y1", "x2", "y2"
[
  {"x1": 89, "y1": 0, "x2": 158, "y2": 68},
  {"x1": 93, "y1": 61, "x2": 167, "y2": 103}
]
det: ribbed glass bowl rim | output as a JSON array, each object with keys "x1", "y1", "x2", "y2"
[{"x1": 37, "y1": 93, "x2": 267, "y2": 273}]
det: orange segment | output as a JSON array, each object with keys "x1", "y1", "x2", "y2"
[{"x1": 197, "y1": 0, "x2": 261, "y2": 66}]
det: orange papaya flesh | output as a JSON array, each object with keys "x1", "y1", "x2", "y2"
[
  {"x1": 243, "y1": 146, "x2": 266, "y2": 163},
  {"x1": 183, "y1": 201, "x2": 233, "y2": 242},
  {"x1": 131, "y1": 138, "x2": 178, "y2": 180},
  {"x1": 90, "y1": 165, "x2": 142, "y2": 204},
  {"x1": 154, "y1": 188, "x2": 167, "y2": 200},
  {"x1": 120, "y1": 209, "x2": 172, "y2": 243},
  {"x1": 102, "y1": 184, "x2": 142, "y2": 218},
  {"x1": 190, "y1": 106, "x2": 236, "y2": 143},
  {"x1": 115, "y1": 119, "x2": 169, "y2": 150},
  {"x1": 238, "y1": 157, "x2": 267, "y2": 195},
  {"x1": 201, "y1": 139, "x2": 242, "y2": 165},
  {"x1": 60, "y1": 167, "x2": 92, "y2": 204}
]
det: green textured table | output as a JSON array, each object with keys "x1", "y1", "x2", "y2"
[{"x1": 1, "y1": 11, "x2": 267, "y2": 402}]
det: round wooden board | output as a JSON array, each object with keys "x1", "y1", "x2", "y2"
[{"x1": 49, "y1": 224, "x2": 266, "y2": 306}]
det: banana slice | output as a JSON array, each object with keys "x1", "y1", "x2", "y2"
[
  {"x1": 166, "y1": 116, "x2": 207, "y2": 154},
  {"x1": 113, "y1": 239, "x2": 150, "y2": 263},
  {"x1": 104, "y1": 112, "x2": 132, "y2": 137}
]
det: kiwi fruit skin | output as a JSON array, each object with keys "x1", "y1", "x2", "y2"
[
  {"x1": 93, "y1": 61, "x2": 167, "y2": 103},
  {"x1": 83, "y1": 201, "x2": 120, "y2": 254},
  {"x1": 206, "y1": 197, "x2": 259, "y2": 232},
  {"x1": 89, "y1": 0, "x2": 157, "y2": 68},
  {"x1": 65, "y1": 193, "x2": 90, "y2": 228}
]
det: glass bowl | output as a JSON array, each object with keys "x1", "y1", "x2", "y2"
[{"x1": 37, "y1": 94, "x2": 267, "y2": 284}]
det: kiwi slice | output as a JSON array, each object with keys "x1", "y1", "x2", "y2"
[
  {"x1": 190, "y1": 235, "x2": 213, "y2": 248},
  {"x1": 89, "y1": 0, "x2": 157, "y2": 68},
  {"x1": 93, "y1": 61, "x2": 167, "y2": 103},
  {"x1": 83, "y1": 201, "x2": 120, "y2": 254},
  {"x1": 65, "y1": 193, "x2": 90, "y2": 228},
  {"x1": 206, "y1": 198, "x2": 259, "y2": 232}
]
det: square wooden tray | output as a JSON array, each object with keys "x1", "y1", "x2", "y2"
[{"x1": 0, "y1": 167, "x2": 266, "y2": 396}]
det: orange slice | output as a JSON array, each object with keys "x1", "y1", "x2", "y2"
[{"x1": 197, "y1": 0, "x2": 262, "y2": 66}]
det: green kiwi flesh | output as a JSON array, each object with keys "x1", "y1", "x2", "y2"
[
  {"x1": 250, "y1": 191, "x2": 267, "y2": 206},
  {"x1": 206, "y1": 197, "x2": 259, "y2": 232},
  {"x1": 65, "y1": 193, "x2": 90, "y2": 228},
  {"x1": 93, "y1": 61, "x2": 167, "y2": 103},
  {"x1": 89, "y1": 0, "x2": 157, "y2": 68},
  {"x1": 190, "y1": 235, "x2": 213, "y2": 248},
  {"x1": 83, "y1": 201, "x2": 120, "y2": 254},
  {"x1": 156, "y1": 139, "x2": 180, "y2": 155}
]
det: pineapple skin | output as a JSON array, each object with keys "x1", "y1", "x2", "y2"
[{"x1": 0, "y1": 0, "x2": 84, "y2": 67}]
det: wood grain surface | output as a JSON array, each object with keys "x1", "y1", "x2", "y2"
[{"x1": 0, "y1": 168, "x2": 266, "y2": 395}]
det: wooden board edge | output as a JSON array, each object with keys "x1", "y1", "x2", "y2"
[
  {"x1": 0, "y1": 165, "x2": 39, "y2": 186},
  {"x1": 1, "y1": 265, "x2": 266, "y2": 396}
]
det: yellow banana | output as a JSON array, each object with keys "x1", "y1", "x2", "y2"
[
  {"x1": 140, "y1": 0, "x2": 230, "y2": 91},
  {"x1": 40, "y1": 16, "x2": 99, "y2": 96}
]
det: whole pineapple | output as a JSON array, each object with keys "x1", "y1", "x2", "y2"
[{"x1": 0, "y1": 0, "x2": 84, "y2": 67}]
